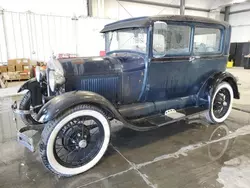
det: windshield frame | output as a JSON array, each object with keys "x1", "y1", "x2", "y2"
[{"x1": 105, "y1": 27, "x2": 150, "y2": 56}]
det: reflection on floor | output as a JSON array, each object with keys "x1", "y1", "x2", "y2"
[{"x1": 0, "y1": 96, "x2": 250, "y2": 188}]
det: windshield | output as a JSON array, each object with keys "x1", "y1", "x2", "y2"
[{"x1": 106, "y1": 28, "x2": 148, "y2": 53}]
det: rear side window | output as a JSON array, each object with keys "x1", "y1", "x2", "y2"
[
  {"x1": 193, "y1": 27, "x2": 222, "y2": 54},
  {"x1": 153, "y1": 23, "x2": 191, "y2": 57}
]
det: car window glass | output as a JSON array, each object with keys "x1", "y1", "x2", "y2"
[
  {"x1": 108, "y1": 28, "x2": 147, "y2": 53},
  {"x1": 194, "y1": 27, "x2": 221, "y2": 54},
  {"x1": 153, "y1": 23, "x2": 191, "y2": 57}
]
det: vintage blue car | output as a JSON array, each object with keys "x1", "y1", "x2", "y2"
[{"x1": 12, "y1": 15, "x2": 239, "y2": 176}]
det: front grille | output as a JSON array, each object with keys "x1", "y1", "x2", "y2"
[{"x1": 80, "y1": 76, "x2": 119, "y2": 101}]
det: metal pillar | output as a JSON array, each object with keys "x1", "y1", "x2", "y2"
[
  {"x1": 224, "y1": 6, "x2": 230, "y2": 22},
  {"x1": 180, "y1": 0, "x2": 185, "y2": 15},
  {"x1": 18, "y1": 13, "x2": 25, "y2": 58},
  {"x1": 87, "y1": 0, "x2": 93, "y2": 17},
  {"x1": 1, "y1": 10, "x2": 10, "y2": 59}
]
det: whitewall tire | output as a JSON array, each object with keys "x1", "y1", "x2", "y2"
[
  {"x1": 39, "y1": 105, "x2": 110, "y2": 177},
  {"x1": 205, "y1": 82, "x2": 233, "y2": 124}
]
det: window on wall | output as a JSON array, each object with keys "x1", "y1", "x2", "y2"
[
  {"x1": 153, "y1": 22, "x2": 191, "y2": 57},
  {"x1": 193, "y1": 27, "x2": 222, "y2": 54}
]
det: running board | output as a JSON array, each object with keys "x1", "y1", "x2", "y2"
[{"x1": 130, "y1": 106, "x2": 207, "y2": 128}]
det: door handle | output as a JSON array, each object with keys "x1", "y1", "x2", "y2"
[{"x1": 189, "y1": 56, "x2": 200, "y2": 62}]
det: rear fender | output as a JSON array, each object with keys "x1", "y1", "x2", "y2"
[
  {"x1": 198, "y1": 71, "x2": 240, "y2": 103},
  {"x1": 18, "y1": 78, "x2": 42, "y2": 107}
]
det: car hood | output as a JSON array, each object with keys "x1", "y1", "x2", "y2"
[
  {"x1": 59, "y1": 54, "x2": 145, "y2": 76},
  {"x1": 59, "y1": 56, "x2": 123, "y2": 76}
]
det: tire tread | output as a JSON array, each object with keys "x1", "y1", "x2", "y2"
[
  {"x1": 39, "y1": 104, "x2": 108, "y2": 177},
  {"x1": 19, "y1": 91, "x2": 40, "y2": 125}
]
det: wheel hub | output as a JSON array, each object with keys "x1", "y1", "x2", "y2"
[
  {"x1": 53, "y1": 115, "x2": 105, "y2": 168},
  {"x1": 78, "y1": 140, "x2": 87, "y2": 148},
  {"x1": 213, "y1": 88, "x2": 231, "y2": 119},
  {"x1": 62, "y1": 124, "x2": 90, "y2": 151}
]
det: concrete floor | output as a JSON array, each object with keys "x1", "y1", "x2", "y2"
[
  {"x1": 0, "y1": 67, "x2": 250, "y2": 188},
  {"x1": 228, "y1": 67, "x2": 250, "y2": 112}
]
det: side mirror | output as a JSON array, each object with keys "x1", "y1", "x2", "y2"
[
  {"x1": 154, "y1": 21, "x2": 168, "y2": 30},
  {"x1": 153, "y1": 21, "x2": 168, "y2": 58}
]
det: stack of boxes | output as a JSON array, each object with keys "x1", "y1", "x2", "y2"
[
  {"x1": 0, "y1": 66, "x2": 7, "y2": 73},
  {"x1": 0, "y1": 58, "x2": 31, "y2": 81}
]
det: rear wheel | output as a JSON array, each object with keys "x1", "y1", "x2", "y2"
[
  {"x1": 19, "y1": 91, "x2": 41, "y2": 125},
  {"x1": 205, "y1": 82, "x2": 233, "y2": 124},
  {"x1": 39, "y1": 105, "x2": 110, "y2": 177}
]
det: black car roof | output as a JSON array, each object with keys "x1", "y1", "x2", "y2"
[{"x1": 100, "y1": 15, "x2": 230, "y2": 33}]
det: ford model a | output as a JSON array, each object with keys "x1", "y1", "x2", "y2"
[{"x1": 12, "y1": 15, "x2": 239, "y2": 176}]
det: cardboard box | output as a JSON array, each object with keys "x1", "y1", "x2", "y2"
[
  {"x1": 16, "y1": 64, "x2": 23, "y2": 72},
  {"x1": 7, "y1": 72, "x2": 18, "y2": 80},
  {"x1": 8, "y1": 59, "x2": 16, "y2": 66},
  {"x1": 8, "y1": 58, "x2": 30, "y2": 66},
  {"x1": 19, "y1": 72, "x2": 30, "y2": 80},
  {"x1": 7, "y1": 65, "x2": 15, "y2": 72},
  {"x1": 16, "y1": 58, "x2": 30, "y2": 65},
  {"x1": 23, "y1": 65, "x2": 30, "y2": 72},
  {"x1": 0, "y1": 66, "x2": 8, "y2": 72}
]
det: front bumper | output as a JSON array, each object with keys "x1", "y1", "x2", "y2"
[
  {"x1": 12, "y1": 101, "x2": 33, "y2": 115},
  {"x1": 11, "y1": 101, "x2": 44, "y2": 152}
]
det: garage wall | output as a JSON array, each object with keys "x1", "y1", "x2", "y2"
[
  {"x1": 0, "y1": 0, "x2": 88, "y2": 17},
  {"x1": 0, "y1": 0, "x2": 229, "y2": 64},
  {"x1": 102, "y1": 0, "x2": 210, "y2": 19},
  {"x1": 229, "y1": 2, "x2": 250, "y2": 42},
  {"x1": 0, "y1": 11, "x2": 114, "y2": 64}
]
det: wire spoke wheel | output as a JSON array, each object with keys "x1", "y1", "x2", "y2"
[
  {"x1": 213, "y1": 88, "x2": 231, "y2": 119},
  {"x1": 54, "y1": 116, "x2": 104, "y2": 168},
  {"x1": 205, "y1": 82, "x2": 233, "y2": 124},
  {"x1": 39, "y1": 105, "x2": 110, "y2": 177}
]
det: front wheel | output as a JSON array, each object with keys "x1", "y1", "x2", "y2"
[
  {"x1": 19, "y1": 91, "x2": 41, "y2": 125},
  {"x1": 205, "y1": 82, "x2": 233, "y2": 124},
  {"x1": 39, "y1": 105, "x2": 110, "y2": 177}
]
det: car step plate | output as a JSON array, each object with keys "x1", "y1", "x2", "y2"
[
  {"x1": 17, "y1": 128, "x2": 35, "y2": 152},
  {"x1": 165, "y1": 109, "x2": 186, "y2": 119}
]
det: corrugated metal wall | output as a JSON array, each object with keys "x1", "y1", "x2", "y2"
[{"x1": 0, "y1": 10, "x2": 114, "y2": 64}]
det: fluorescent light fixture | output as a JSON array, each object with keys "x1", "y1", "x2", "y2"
[{"x1": 232, "y1": 0, "x2": 247, "y2": 4}]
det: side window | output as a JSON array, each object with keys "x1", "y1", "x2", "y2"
[
  {"x1": 194, "y1": 27, "x2": 221, "y2": 54},
  {"x1": 153, "y1": 22, "x2": 191, "y2": 57}
]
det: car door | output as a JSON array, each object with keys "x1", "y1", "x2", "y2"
[
  {"x1": 147, "y1": 22, "x2": 193, "y2": 101},
  {"x1": 189, "y1": 25, "x2": 226, "y2": 95}
]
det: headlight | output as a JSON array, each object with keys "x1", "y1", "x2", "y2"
[
  {"x1": 49, "y1": 71, "x2": 56, "y2": 92},
  {"x1": 48, "y1": 56, "x2": 65, "y2": 92},
  {"x1": 36, "y1": 66, "x2": 41, "y2": 82},
  {"x1": 49, "y1": 70, "x2": 65, "y2": 92},
  {"x1": 48, "y1": 57, "x2": 64, "y2": 75}
]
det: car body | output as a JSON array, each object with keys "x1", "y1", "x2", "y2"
[{"x1": 12, "y1": 15, "x2": 239, "y2": 176}]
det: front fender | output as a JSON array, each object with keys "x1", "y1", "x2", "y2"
[
  {"x1": 18, "y1": 78, "x2": 38, "y2": 92},
  {"x1": 37, "y1": 91, "x2": 121, "y2": 123},
  {"x1": 18, "y1": 78, "x2": 43, "y2": 107},
  {"x1": 37, "y1": 91, "x2": 154, "y2": 131}
]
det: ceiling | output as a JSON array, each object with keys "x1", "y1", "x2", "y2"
[{"x1": 123, "y1": 0, "x2": 250, "y2": 10}]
